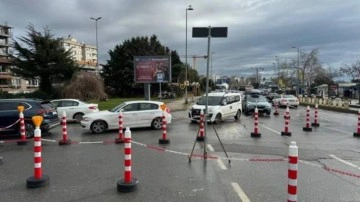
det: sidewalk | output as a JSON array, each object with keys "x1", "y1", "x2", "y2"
[{"x1": 165, "y1": 97, "x2": 200, "y2": 112}]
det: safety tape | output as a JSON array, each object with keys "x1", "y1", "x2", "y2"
[
  {"x1": 3, "y1": 138, "x2": 360, "y2": 179},
  {"x1": 0, "y1": 119, "x2": 20, "y2": 130}
]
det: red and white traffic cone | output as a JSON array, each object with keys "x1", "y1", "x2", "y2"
[
  {"x1": 26, "y1": 116, "x2": 49, "y2": 188},
  {"x1": 288, "y1": 141, "x2": 298, "y2": 202},
  {"x1": 273, "y1": 104, "x2": 279, "y2": 116},
  {"x1": 303, "y1": 105, "x2": 312, "y2": 131},
  {"x1": 59, "y1": 111, "x2": 71, "y2": 145},
  {"x1": 354, "y1": 109, "x2": 360, "y2": 137},
  {"x1": 281, "y1": 106, "x2": 291, "y2": 136},
  {"x1": 159, "y1": 111, "x2": 170, "y2": 144},
  {"x1": 115, "y1": 110, "x2": 125, "y2": 144},
  {"x1": 311, "y1": 104, "x2": 320, "y2": 127},
  {"x1": 197, "y1": 109, "x2": 205, "y2": 141},
  {"x1": 117, "y1": 127, "x2": 138, "y2": 192},
  {"x1": 17, "y1": 106, "x2": 28, "y2": 145},
  {"x1": 251, "y1": 107, "x2": 261, "y2": 137},
  {"x1": 284, "y1": 105, "x2": 291, "y2": 119}
]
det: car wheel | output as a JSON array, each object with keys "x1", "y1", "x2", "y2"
[
  {"x1": 25, "y1": 121, "x2": 35, "y2": 138},
  {"x1": 213, "y1": 113, "x2": 222, "y2": 124},
  {"x1": 234, "y1": 110, "x2": 241, "y2": 120},
  {"x1": 90, "y1": 120, "x2": 107, "y2": 134},
  {"x1": 73, "y1": 113, "x2": 84, "y2": 122},
  {"x1": 151, "y1": 117, "x2": 162, "y2": 129},
  {"x1": 190, "y1": 119, "x2": 198, "y2": 124}
]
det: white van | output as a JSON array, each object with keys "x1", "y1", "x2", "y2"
[{"x1": 188, "y1": 92, "x2": 242, "y2": 123}]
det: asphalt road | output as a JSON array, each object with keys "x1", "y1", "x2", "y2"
[{"x1": 1, "y1": 105, "x2": 359, "y2": 202}]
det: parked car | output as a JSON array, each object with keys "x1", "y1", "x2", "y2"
[
  {"x1": 0, "y1": 99, "x2": 60, "y2": 138},
  {"x1": 188, "y1": 91, "x2": 242, "y2": 123},
  {"x1": 157, "y1": 91, "x2": 176, "y2": 99},
  {"x1": 80, "y1": 100, "x2": 171, "y2": 134},
  {"x1": 242, "y1": 94, "x2": 272, "y2": 115},
  {"x1": 266, "y1": 93, "x2": 280, "y2": 103},
  {"x1": 272, "y1": 94, "x2": 299, "y2": 107},
  {"x1": 51, "y1": 99, "x2": 99, "y2": 122}
]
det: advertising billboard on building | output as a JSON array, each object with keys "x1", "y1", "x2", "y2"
[{"x1": 134, "y1": 56, "x2": 171, "y2": 83}]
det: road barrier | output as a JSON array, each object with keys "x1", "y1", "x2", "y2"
[
  {"x1": 284, "y1": 105, "x2": 291, "y2": 119},
  {"x1": 273, "y1": 104, "x2": 279, "y2": 116},
  {"x1": 59, "y1": 111, "x2": 71, "y2": 145},
  {"x1": 281, "y1": 106, "x2": 291, "y2": 136},
  {"x1": 311, "y1": 104, "x2": 320, "y2": 127},
  {"x1": 251, "y1": 107, "x2": 261, "y2": 137},
  {"x1": 303, "y1": 106, "x2": 312, "y2": 131},
  {"x1": 196, "y1": 109, "x2": 205, "y2": 141},
  {"x1": 17, "y1": 106, "x2": 28, "y2": 145},
  {"x1": 288, "y1": 141, "x2": 298, "y2": 202},
  {"x1": 115, "y1": 110, "x2": 125, "y2": 144},
  {"x1": 117, "y1": 127, "x2": 138, "y2": 192},
  {"x1": 159, "y1": 111, "x2": 170, "y2": 144},
  {"x1": 354, "y1": 109, "x2": 360, "y2": 137},
  {"x1": 26, "y1": 116, "x2": 49, "y2": 188}
]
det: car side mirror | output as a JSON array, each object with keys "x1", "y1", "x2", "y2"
[{"x1": 222, "y1": 100, "x2": 227, "y2": 105}]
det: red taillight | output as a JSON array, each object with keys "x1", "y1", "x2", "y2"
[
  {"x1": 89, "y1": 106, "x2": 97, "y2": 110},
  {"x1": 37, "y1": 109, "x2": 46, "y2": 115},
  {"x1": 166, "y1": 108, "x2": 170, "y2": 113},
  {"x1": 281, "y1": 99, "x2": 287, "y2": 102}
]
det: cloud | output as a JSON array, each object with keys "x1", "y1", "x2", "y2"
[{"x1": 1, "y1": 0, "x2": 359, "y2": 81}]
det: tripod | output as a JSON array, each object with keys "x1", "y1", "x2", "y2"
[{"x1": 188, "y1": 118, "x2": 231, "y2": 164}]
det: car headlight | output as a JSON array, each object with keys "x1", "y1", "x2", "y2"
[{"x1": 207, "y1": 108, "x2": 213, "y2": 113}]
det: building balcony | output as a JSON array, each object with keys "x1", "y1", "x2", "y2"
[
  {"x1": 0, "y1": 57, "x2": 12, "y2": 64},
  {"x1": 0, "y1": 72, "x2": 13, "y2": 79}
]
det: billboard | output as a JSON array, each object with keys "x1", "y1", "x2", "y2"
[{"x1": 134, "y1": 56, "x2": 171, "y2": 83}]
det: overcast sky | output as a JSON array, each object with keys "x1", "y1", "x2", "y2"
[{"x1": 1, "y1": 0, "x2": 359, "y2": 80}]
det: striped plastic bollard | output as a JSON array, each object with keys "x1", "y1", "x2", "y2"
[
  {"x1": 115, "y1": 110, "x2": 125, "y2": 144},
  {"x1": 288, "y1": 141, "x2": 298, "y2": 202},
  {"x1": 26, "y1": 116, "x2": 49, "y2": 188},
  {"x1": 354, "y1": 109, "x2": 360, "y2": 137},
  {"x1": 273, "y1": 104, "x2": 279, "y2": 116},
  {"x1": 303, "y1": 105, "x2": 312, "y2": 131},
  {"x1": 281, "y1": 106, "x2": 291, "y2": 136},
  {"x1": 59, "y1": 111, "x2": 71, "y2": 145},
  {"x1": 117, "y1": 127, "x2": 138, "y2": 192},
  {"x1": 311, "y1": 104, "x2": 320, "y2": 127},
  {"x1": 251, "y1": 107, "x2": 261, "y2": 137},
  {"x1": 284, "y1": 105, "x2": 291, "y2": 119},
  {"x1": 17, "y1": 105, "x2": 28, "y2": 145},
  {"x1": 197, "y1": 109, "x2": 205, "y2": 141},
  {"x1": 159, "y1": 111, "x2": 170, "y2": 144}
]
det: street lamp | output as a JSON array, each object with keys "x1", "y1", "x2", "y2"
[
  {"x1": 210, "y1": 52, "x2": 214, "y2": 82},
  {"x1": 185, "y1": 5, "x2": 193, "y2": 104},
  {"x1": 90, "y1": 17, "x2": 101, "y2": 74},
  {"x1": 292, "y1": 46, "x2": 300, "y2": 96}
]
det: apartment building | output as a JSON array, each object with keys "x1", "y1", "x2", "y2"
[
  {"x1": 60, "y1": 35, "x2": 97, "y2": 71},
  {"x1": 0, "y1": 24, "x2": 38, "y2": 94}
]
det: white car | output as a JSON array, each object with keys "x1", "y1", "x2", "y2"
[
  {"x1": 51, "y1": 99, "x2": 99, "y2": 122},
  {"x1": 80, "y1": 100, "x2": 172, "y2": 134},
  {"x1": 272, "y1": 94, "x2": 299, "y2": 107},
  {"x1": 188, "y1": 92, "x2": 242, "y2": 123}
]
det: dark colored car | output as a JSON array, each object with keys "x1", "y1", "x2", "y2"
[
  {"x1": 266, "y1": 93, "x2": 280, "y2": 103},
  {"x1": 0, "y1": 99, "x2": 60, "y2": 138},
  {"x1": 242, "y1": 94, "x2": 272, "y2": 115}
]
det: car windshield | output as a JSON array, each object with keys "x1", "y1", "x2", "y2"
[
  {"x1": 248, "y1": 95, "x2": 267, "y2": 102},
  {"x1": 197, "y1": 96, "x2": 223, "y2": 106},
  {"x1": 109, "y1": 103, "x2": 127, "y2": 112}
]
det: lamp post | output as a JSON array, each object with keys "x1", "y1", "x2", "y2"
[
  {"x1": 292, "y1": 47, "x2": 300, "y2": 96},
  {"x1": 90, "y1": 17, "x2": 101, "y2": 74},
  {"x1": 210, "y1": 52, "x2": 214, "y2": 83},
  {"x1": 185, "y1": 5, "x2": 193, "y2": 104}
]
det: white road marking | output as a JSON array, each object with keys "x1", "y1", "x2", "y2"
[
  {"x1": 79, "y1": 141, "x2": 103, "y2": 144},
  {"x1": 231, "y1": 182, "x2": 251, "y2": 202},
  {"x1": 217, "y1": 159, "x2": 227, "y2": 170},
  {"x1": 260, "y1": 125, "x2": 281, "y2": 135},
  {"x1": 321, "y1": 126, "x2": 353, "y2": 135},
  {"x1": 330, "y1": 154, "x2": 360, "y2": 170},
  {"x1": 207, "y1": 144, "x2": 215, "y2": 152},
  {"x1": 41, "y1": 138, "x2": 57, "y2": 142}
]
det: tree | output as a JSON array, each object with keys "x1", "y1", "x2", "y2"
[
  {"x1": 11, "y1": 24, "x2": 78, "y2": 96},
  {"x1": 101, "y1": 35, "x2": 182, "y2": 96},
  {"x1": 61, "y1": 71, "x2": 107, "y2": 100}
]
